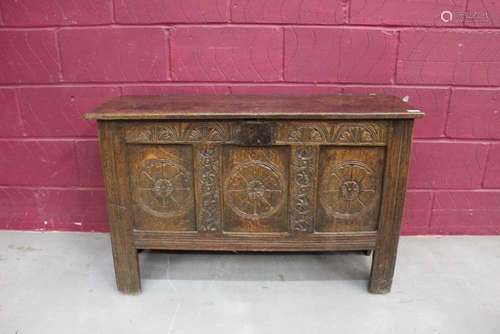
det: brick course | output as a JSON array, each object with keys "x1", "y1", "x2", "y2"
[
  {"x1": 408, "y1": 142, "x2": 489, "y2": 189},
  {"x1": 0, "y1": 0, "x2": 498, "y2": 235},
  {"x1": 0, "y1": 30, "x2": 61, "y2": 83},
  {"x1": 17, "y1": 86, "x2": 121, "y2": 137},
  {"x1": 0, "y1": 89, "x2": 24, "y2": 137},
  {"x1": 171, "y1": 26, "x2": 283, "y2": 82},
  {"x1": 349, "y1": 0, "x2": 467, "y2": 27},
  {"x1": 0, "y1": 141, "x2": 79, "y2": 186},
  {"x1": 446, "y1": 89, "x2": 500, "y2": 139},
  {"x1": 58, "y1": 28, "x2": 169, "y2": 82},
  {"x1": 114, "y1": 0, "x2": 230, "y2": 23},
  {"x1": 397, "y1": 30, "x2": 500, "y2": 86},
  {"x1": 0, "y1": 0, "x2": 113, "y2": 26},
  {"x1": 232, "y1": 0, "x2": 346, "y2": 24},
  {"x1": 483, "y1": 144, "x2": 500, "y2": 188},
  {"x1": 431, "y1": 191, "x2": 500, "y2": 234},
  {"x1": 284, "y1": 27, "x2": 398, "y2": 83}
]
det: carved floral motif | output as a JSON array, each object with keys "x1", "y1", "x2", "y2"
[
  {"x1": 196, "y1": 147, "x2": 221, "y2": 232},
  {"x1": 331, "y1": 124, "x2": 385, "y2": 144},
  {"x1": 156, "y1": 126, "x2": 177, "y2": 141},
  {"x1": 280, "y1": 122, "x2": 386, "y2": 145},
  {"x1": 290, "y1": 147, "x2": 317, "y2": 232},
  {"x1": 127, "y1": 122, "x2": 386, "y2": 145},
  {"x1": 185, "y1": 123, "x2": 227, "y2": 141},
  {"x1": 126, "y1": 123, "x2": 228, "y2": 143},
  {"x1": 287, "y1": 125, "x2": 328, "y2": 143}
]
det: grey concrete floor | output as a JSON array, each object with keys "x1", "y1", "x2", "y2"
[{"x1": 0, "y1": 232, "x2": 499, "y2": 334}]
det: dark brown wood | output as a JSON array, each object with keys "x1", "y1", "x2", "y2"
[
  {"x1": 87, "y1": 95, "x2": 422, "y2": 294},
  {"x1": 98, "y1": 121, "x2": 141, "y2": 294},
  {"x1": 369, "y1": 120, "x2": 414, "y2": 294},
  {"x1": 85, "y1": 95, "x2": 424, "y2": 120},
  {"x1": 133, "y1": 231, "x2": 377, "y2": 251},
  {"x1": 235, "y1": 121, "x2": 276, "y2": 146}
]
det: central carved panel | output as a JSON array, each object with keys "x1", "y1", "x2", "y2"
[
  {"x1": 225, "y1": 161, "x2": 285, "y2": 220},
  {"x1": 222, "y1": 147, "x2": 289, "y2": 233}
]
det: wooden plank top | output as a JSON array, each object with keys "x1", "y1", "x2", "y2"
[{"x1": 85, "y1": 94, "x2": 424, "y2": 120}]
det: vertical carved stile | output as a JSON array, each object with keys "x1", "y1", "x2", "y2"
[
  {"x1": 289, "y1": 146, "x2": 319, "y2": 232},
  {"x1": 195, "y1": 145, "x2": 222, "y2": 232}
]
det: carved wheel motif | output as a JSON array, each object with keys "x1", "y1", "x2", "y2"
[
  {"x1": 225, "y1": 161, "x2": 285, "y2": 220},
  {"x1": 136, "y1": 159, "x2": 192, "y2": 218},
  {"x1": 320, "y1": 160, "x2": 377, "y2": 218}
]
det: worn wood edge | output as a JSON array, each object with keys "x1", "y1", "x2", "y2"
[
  {"x1": 85, "y1": 112, "x2": 424, "y2": 121},
  {"x1": 84, "y1": 94, "x2": 424, "y2": 120},
  {"x1": 132, "y1": 231, "x2": 377, "y2": 251},
  {"x1": 367, "y1": 286, "x2": 391, "y2": 294}
]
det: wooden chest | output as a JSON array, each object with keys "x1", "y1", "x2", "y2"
[{"x1": 86, "y1": 95, "x2": 423, "y2": 294}]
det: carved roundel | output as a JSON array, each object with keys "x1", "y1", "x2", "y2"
[
  {"x1": 225, "y1": 161, "x2": 285, "y2": 220},
  {"x1": 319, "y1": 160, "x2": 377, "y2": 219},
  {"x1": 135, "y1": 159, "x2": 192, "y2": 218}
]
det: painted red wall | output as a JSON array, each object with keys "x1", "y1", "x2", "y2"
[{"x1": 0, "y1": 0, "x2": 499, "y2": 235}]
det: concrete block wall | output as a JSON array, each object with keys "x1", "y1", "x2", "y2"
[{"x1": 0, "y1": 0, "x2": 499, "y2": 234}]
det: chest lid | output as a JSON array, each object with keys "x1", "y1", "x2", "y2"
[{"x1": 85, "y1": 94, "x2": 424, "y2": 121}]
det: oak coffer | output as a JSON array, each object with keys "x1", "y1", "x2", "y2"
[{"x1": 85, "y1": 95, "x2": 423, "y2": 294}]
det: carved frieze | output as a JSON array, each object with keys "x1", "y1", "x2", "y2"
[
  {"x1": 278, "y1": 122, "x2": 387, "y2": 145},
  {"x1": 126, "y1": 121, "x2": 387, "y2": 145},
  {"x1": 330, "y1": 123, "x2": 386, "y2": 144},
  {"x1": 287, "y1": 125, "x2": 329, "y2": 143},
  {"x1": 126, "y1": 122, "x2": 229, "y2": 143},
  {"x1": 185, "y1": 123, "x2": 227, "y2": 142}
]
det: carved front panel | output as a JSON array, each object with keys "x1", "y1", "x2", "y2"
[
  {"x1": 123, "y1": 120, "x2": 389, "y2": 234},
  {"x1": 222, "y1": 147, "x2": 289, "y2": 233},
  {"x1": 128, "y1": 145, "x2": 196, "y2": 231},
  {"x1": 316, "y1": 147, "x2": 385, "y2": 232}
]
